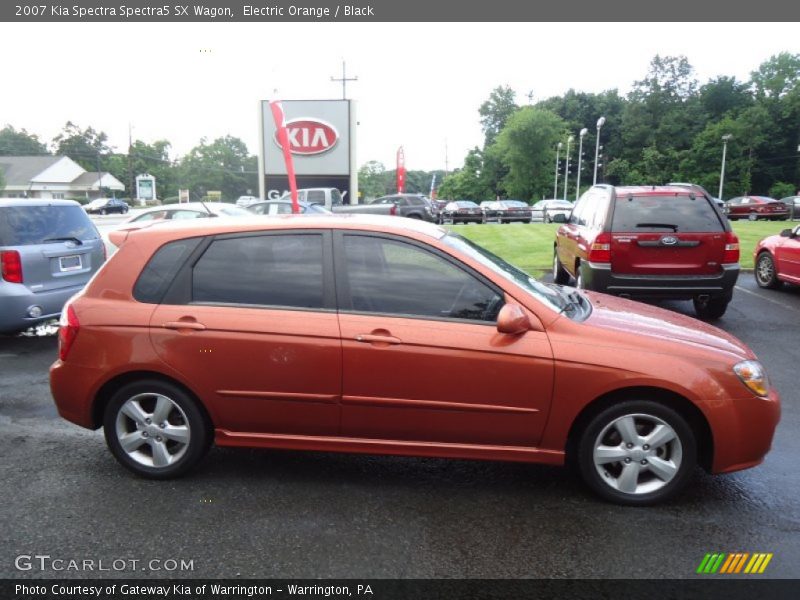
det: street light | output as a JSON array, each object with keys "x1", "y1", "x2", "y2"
[
  {"x1": 575, "y1": 128, "x2": 588, "y2": 201},
  {"x1": 563, "y1": 135, "x2": 574, "y2": 201},
  {"x1": 553, "y1": 142, "x2": 563, "y2": 199},
  {"x1": 593, "y1": 116, "x2": 606, "y2": 185},
  {"x1": 718, "y1": 134, "x2": 733, "y2": 201}
]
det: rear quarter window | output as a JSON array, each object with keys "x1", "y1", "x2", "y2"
[
  {"x1": 134, "y1": 238, "x2": 202, "y2": 303},
  {"x1": 611, "y1": 195, "x2": 724, "y2": 232}
]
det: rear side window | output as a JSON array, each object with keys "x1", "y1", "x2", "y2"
[
  {"x1": 612, "y1": 195, "x2": 724, "y2": 232},
  {"x1": 134, "y1": 238, "x2": 202, "y2": 304},
  {"x1": 192, "y1": 234, "x2": 324, "y2": 309},
  {"x1": 0, "y1": 205, "x2": 98, "y2": 246}
]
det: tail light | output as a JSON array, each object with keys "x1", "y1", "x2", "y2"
[
  {"x1": 723, "y1": 231, "x2": 740, "y2": 264},
  {"x1": 1, "y1": 250, "x2": 23, "y2": 283},
  {"x1": 58, "y1": 304, "x2": 80, "y2": 361},
  {"x1": 588, "y1": 233, "x2": 613, "y2": 263},
  {"x1": 390, "y1": 204, "x2": 397, "y2": 216}
]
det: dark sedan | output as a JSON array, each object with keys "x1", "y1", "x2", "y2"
[
  {"x1": 84, "y1": 198, "x2": 129, "y2": 215},
  {"x1": 498, "y1": 200, "x2": 532, "y2": 223},
  {"x1": 725, "y1": 196, "x2": 789, "y2": 221},
  {"x1": 442, "y1": 201, "x2": 485, "y2": 224}
]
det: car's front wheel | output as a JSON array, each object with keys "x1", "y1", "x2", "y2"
[
  {"x1": 103, "y1": 380, "x2": 210, "y2": 479},
  {"x1": 748, "y1": 212, "x2": 758, "y2": 221},
  {"x1": 755, "y1": 252, "x2": 781, "y2": 289},
  {"x1": 577, "y1": 400, "x2": 696, "y2": 505}
]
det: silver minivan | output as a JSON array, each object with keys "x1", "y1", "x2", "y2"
[{"x1": 0, "y1": 199, "x2": 105, "y2": 334}]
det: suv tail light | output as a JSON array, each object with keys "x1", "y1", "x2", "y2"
[
  {"x1": 588, "y1": 233, "x2": 613, "y2": 263},
  {"x1": 58, "y1": 304, "x2": 80, "y2": 361},
  {"x1": 1, "y1": 250, "x2": 23, "y2": 283},
  {"x1": 723, "y1": 232, "x2": 740, "y2": 264},
  {"x1": 390, "y1": 204, "x2": 397, "y2": 216}
]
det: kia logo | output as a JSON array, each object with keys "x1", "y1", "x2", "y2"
[
  {"x1": 274, "y1": 119, "x2": 339, "y2": 155},
  {"x1": 661, "y1": 236, "x2": 678, "y2": 246}
]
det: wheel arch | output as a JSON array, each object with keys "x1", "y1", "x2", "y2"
[
  {"x1": 92, "y1": 371, "x2": 215, "y2": 435},
  {"x1": 565, "y1": 386, "x2": 714, "y2": 472}
]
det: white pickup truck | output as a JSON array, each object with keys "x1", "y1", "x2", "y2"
[{"x1": 280, "y1": 188, "x2": 397, "y2": 216}]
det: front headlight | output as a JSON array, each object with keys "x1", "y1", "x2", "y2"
[{"x1": 733, "y1": 360, "x2": 770, "y2": 397}]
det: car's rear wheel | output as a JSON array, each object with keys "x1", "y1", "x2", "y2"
[
  {"x1": 748, "y1": 212, "x2": 758, "y2": 221},
  {"x1": 755, "y1": 252, "x2": 781, "y2": 289},
  {"x1": 103, "y1": 380, "x2": 210, "y2": 479},
  {"x1": 553, "y1": 250, "x2": 570, "y2": 285},
  {"x1": 100, "y1": 209, "x2": 107, "y2": 215},
  {"x1": 693, "y1": 295, "x2": 730, "y2": 320},
  {"x1": 577, "y1": 400, "x2": 696, "y2": 505}
]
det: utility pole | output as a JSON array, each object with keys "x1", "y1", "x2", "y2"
[
  {"x1": 444, "y1": 139, "x2": 449, "y2": 174},
  {"x1": 526, "y1": 90, "x2": 534, "y2": 105},
  {"x1": 330, "y1": 60, "x2": 358, "y2": 99},
  {"x1": 128, "y1": 123, "x2": 134, "y2": 204}
]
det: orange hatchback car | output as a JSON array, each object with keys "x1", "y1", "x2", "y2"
[{"x1": 50, "y1": 216, "x2": 780, "y2": 505}]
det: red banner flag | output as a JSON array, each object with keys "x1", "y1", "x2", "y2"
[
  {"x1": 269, "y1": 101, "x2": 300, "y2": 214},
  {"x1": 396, "y1": 146, "x2": 406, "y2": 194}
]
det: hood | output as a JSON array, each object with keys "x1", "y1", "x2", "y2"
[{"x1": 581, "y1": 291, "x2": 753, "y2": 361}]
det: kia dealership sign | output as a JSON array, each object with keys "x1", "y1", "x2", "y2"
[
  {"x1": 260, "y1": 99, "x2": 357, "y2": 202},
  {"x1": 274, "y1": 119, "x2": 339, "y2": 155}
]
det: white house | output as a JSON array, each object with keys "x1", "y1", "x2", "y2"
[{"x1": 0, "y1": 155, "x2": 125, "y2": 200}]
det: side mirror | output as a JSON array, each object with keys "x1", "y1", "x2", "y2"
[
  {"x1": 496, "y1": 303, "x2": 531, "y2": 335},
  {"x1": 780, "y1": 229, "x2": 792, "y2": 238}
]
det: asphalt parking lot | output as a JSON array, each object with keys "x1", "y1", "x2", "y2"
[{"x1": 0, "y1": 275, "x2": 798, "y2": 580}]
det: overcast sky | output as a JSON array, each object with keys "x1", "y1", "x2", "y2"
[{"x1": 1, "y1": 22, "x2": 798, "y2": 171}]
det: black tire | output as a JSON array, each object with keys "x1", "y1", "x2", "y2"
[
  {"x1": 748, "y1": 212, "x2": 758, "y2": 221},
  {"x1": 553, "y1": 250, "x2": 570, "y2": 285},
  {"x1": 103, "y1": 379, "x2": 210, "y2": 479},
  {"x1": 693, "y1": 295, "x2": 730, "y2": 320},
  {"x1": 577, "y1": 399, "x2": 697, "y2": 506},
  {"x1": 524, "y1": 219, "x2": 532, "y2": 224},
  {"x1": 100, "y1": 209, "x2": 107, "y2": 215},
  {"x1": 755, "y1": 252, "x2": 781, "y2": 289}
]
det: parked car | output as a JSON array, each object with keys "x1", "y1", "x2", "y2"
[
  {"x1": 725, "y1": 196, "x2": 789, "y2": 221},
  {"x1": 49, "y1": 215, "x2": 780, "y2": 505},
  {"x1": 1, "y1": 199, "x2": 105, "y2": 334},
  {"x1": 282, "y1": 188, "x2": 396, "y2": 217},
  {"x1": 84, "y1": 198, "x2": 129, "y2": 215},
  {"x1": 369, "y1": 194, "x2": 436, "y2": 222},
  {"x1": 753, "y1": 224, "x2": 800, "y2": 289},
  {"x1": 778, "y1": 196, "x2": 800, "y2": 219},
  {"x1": 480, "y1": 201, "x2": 505, "y2": 223},
  {"x1": 235, "y1": 195, "x2": 261, "y2": 208},
  {"x1": 498, "y1": 200, "x2": 532, "y2": 223},
  {"x1": 531, "y1": 199, "x2": 573, "y2": 223},
  {"x1": 247, "y1": 200, "x2": 332, "y2": 216},
  {"x1": 667, "y1": 183, "x2": 725, "y2": 210},
  {"x1": 122, "y1": 202, "x2": 252, "y2": 223},
  {"x1": 553, "y1": 185, "x2": 739, "y2": 320},
  {"x1": 441, "y1": 200, "x2": 484, "y2": 224}
]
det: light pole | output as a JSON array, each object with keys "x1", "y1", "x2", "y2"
[
  {"x1": 553, "y1": 142, "x2": 562, "y2": 199},
  {"x1": 576, "y1": 128, "x2": 588, "y2": 201},
  {"x1": 563, "y1": 135, "x2": 573, "y2": 201},
  {"x1": 593, "y1": 116, "x2": 606, "y2": 185},
  {"x1": 718, "y1": 134, "x2": 732, "y2": 201}
]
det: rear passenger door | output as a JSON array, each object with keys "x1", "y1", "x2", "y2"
[{"x1": 148, "y1": 230, "x2": 342, "y2": 436}]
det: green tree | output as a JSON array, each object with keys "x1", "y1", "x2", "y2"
[
  {"x1": 437, "y1": 148, "x2": 494, "y2": 201},
  {"x1": 0, "y1": 126, "x2": 49, "y2": 155},
  {"x1": 178, "y1": 136, "x2": 255, "y2": 201},
  {"x1": 358, "y1": 161, "x2": 390, "y2": 200},
  {"x1": 52, "y1": 122, "x2": 114, "y2": 171},
  {"x1": 494, "y1": 108, "x2": 566, "y2": 200},
  {"x1": 479, "y1": 86, "x2": 519, "y2": 146}
]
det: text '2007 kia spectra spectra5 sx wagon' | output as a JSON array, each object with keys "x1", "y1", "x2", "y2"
[{"x1": 49, "y1": 215, "x2": 780, "y2": 505}]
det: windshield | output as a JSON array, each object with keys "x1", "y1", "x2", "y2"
[
  {"x1": 216, "y1": 205, "x2": 251, "y2": 217},
  {"x1": 442, "y1": 233, "x2": 569, "y2": 314}
]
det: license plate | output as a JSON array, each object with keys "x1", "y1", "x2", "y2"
[{"x1": 59, "y1": 255, "x2": 82, "y2": 272}]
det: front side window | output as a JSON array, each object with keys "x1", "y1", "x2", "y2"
[
  {"x1": 193, "y1": 234, "x2": 324, "y2": 309},
  {"x1": 342, "y1": 235, "x2": 502, "y2": 322}
]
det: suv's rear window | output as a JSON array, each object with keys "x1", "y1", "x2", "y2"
[
  {"x1": 611, "y1": 195, "x2": 723, "y2": 232},
  {"x1": 0, "y1": 205, "x2": 99, "y2": 246}
]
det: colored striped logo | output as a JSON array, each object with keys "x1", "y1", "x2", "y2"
[{"x1": 696, "y1": 553, "x2": 773, "y2": 574}]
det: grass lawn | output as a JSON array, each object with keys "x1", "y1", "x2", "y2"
[{"x1": 446, "y1": 219, "x2": 797, "y2": 273}]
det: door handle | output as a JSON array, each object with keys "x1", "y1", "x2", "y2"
[
  {"x1": 355, "y1": 334, "x2": 402, "y2": 345},
  {"x1": 163, "y1": 320, "x2": 206, "y2": 331}
]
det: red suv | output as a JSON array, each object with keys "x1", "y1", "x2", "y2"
[{"x1": 553, "y1": 185, "x2": 739, "y2": 319}]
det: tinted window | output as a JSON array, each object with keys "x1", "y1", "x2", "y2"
[
  {"x1": 408, "y1": 197, "x2": 425, "y2": 206},
  {"x1": 306, "y1": 190, "x2": 326, "y2": 204},
  {"x1": 134, "y1": 238, "x2": 202, "y2": 304},
  {"x1": 612, "y1": 195, "x2": 724, "y2": 232},
  {"x1": 193, "y1": 234, "x2": 324, "y2": 309},
  {"x1": 330, "y1": 189, "x2": 343, "y2": 205},
  {"x1": 0, "y1": 205, "x2": 98, "y2": 246},
  {"x1": 342, "y1": 235, "x2": 502, "y2": 322}
]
